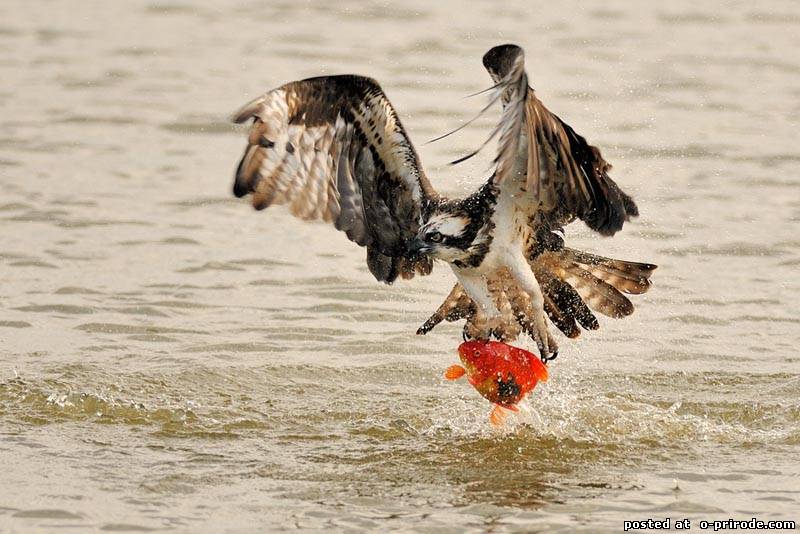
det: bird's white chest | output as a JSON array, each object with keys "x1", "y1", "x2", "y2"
[{"x1": 481, "y1": 183, "x2": 533, "y2": 272}]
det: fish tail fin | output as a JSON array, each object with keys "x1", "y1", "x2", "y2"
[{"x1": 489, "y1": 404, "x2": 509, "y2": 427}]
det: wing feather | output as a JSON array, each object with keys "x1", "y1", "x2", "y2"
[
  {"x1": 480, "y1": 44, "x2": 638, "y2": 236},
  {"x1": 232, "y1": 75, "x2": 437, "y2": 283}
]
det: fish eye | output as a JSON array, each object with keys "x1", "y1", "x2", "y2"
[{"x1": 427, "y1": 231, "x2": 443, "y2": 243}]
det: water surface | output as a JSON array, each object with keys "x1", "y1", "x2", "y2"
[{"x1": 1, "y1": 0, "x2": 799, "y2": 531}]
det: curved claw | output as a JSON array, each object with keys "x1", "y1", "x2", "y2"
[{"x1": 541, "y1": 349, "x2": 558, "y2": 364}]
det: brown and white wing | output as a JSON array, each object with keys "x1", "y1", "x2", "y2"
[
  {"x1": 232, "y1": 75, "x2": 438, "y2": 283},
  {"x1": 481, "y1": 44, "x2": 638, "y2": 236}
]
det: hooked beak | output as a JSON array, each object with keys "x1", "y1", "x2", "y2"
[{"x1": 408, "y1": 237, "x2": 432, "y2": 259}]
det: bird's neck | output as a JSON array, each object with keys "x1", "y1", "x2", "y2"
[{"x1": 451, "y1": 182, "x2": 499, "y2": 269}]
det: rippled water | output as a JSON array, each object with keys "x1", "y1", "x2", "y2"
[{"x1": 2, "y1": 0, "x2": 799, "y2": 531}]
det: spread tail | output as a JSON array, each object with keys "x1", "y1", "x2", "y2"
[
  {"x1": 417, "y1": 251, "x2": 656, "y2": 342},
  {"x1": 533, "y1": 248, "x2": 656, "y2": 337}
]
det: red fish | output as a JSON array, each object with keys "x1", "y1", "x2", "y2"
[{"x1": 445, "y1": 340, "x2": 549, "y2": 426}]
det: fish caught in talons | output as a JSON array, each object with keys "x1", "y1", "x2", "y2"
[{"x1": 445, "y1": 340, "x2": 549, "y2": 427}]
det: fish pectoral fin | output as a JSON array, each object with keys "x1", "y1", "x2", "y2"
[
  {"x1": 444, "y1": 365, "x2": 466, "y2": 380},
  {"x1": 489, "y1": 404, "x2": 509, "y2": 427},
  {"x1": 505, "y1": 404, "x2": 520, "y2": 413}
]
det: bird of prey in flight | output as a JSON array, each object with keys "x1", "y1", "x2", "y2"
[{"x1": 230, "y1": 44, "x2": 656, "y2": 361}]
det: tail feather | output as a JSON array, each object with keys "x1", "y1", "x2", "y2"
[
  {"x1": 533, "y1": 248, "x2": 656, "y2": 324},
  {"x1": 564, "y1": 249, "x2": 656, "y2": 295},
  {"x1": 560, "y1": 264, "x2": 634, "y2": 318},
  {"x1": 417, "y1": 250, "x2": 656, "y2": 344},
  {"x1": 543, "y1": 294, "x2": 581, "y2": 338},
  {"x1": 535, "y1": 268, "x2": 599, "y2": 334}
]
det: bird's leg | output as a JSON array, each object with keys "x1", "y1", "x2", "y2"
[
  {"x1": 417, "y1": 283, "x2": 467, "y2": 335},
  {"x1": 455, "y1": 272, "x2": 500, "y2": 341},
  {"x1": 486, "y1": 270, "x2": 522, "y2": 342},
  {"x1": 506, "y1": 252, "x2": 554, "y2": 359},
  {"x1": 501, "y1": 271, "x2": 559, "y2": 357}
]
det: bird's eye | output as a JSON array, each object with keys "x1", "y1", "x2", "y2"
[{"x1": 428, "y1": 231, "x2": 443, "y2": 243}]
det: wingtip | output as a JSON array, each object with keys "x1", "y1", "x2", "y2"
[
  {"x1": 482, "y1": 44, "x2": 524, "y2": 78},
  {"x1": 231, "y1": 95, "x2": 266, "y2": 124},
  {"x1": 232, "y1": 180, "x2": 248, "y2": 198}
]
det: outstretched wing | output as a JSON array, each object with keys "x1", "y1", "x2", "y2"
[
  {"x1": 481, "y1": 44, "x2": 638, "y2": 236},
  {"x1": 232, "y1": 75, "x2": 438, "y2": 283}
]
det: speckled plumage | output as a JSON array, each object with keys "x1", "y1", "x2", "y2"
[
  {"x1": 231, "y1": 46, "x2": 656, "y2": 358},
  {"x1": 233, "y1": 75, "x2": 436, "y2": 283}
]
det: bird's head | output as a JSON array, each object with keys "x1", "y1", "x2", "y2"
[
  {"x1": 409, "y1": 183, "x2": 497, "y2": 266},
  {"x1": 410, "y1": 206, "x2": 489, "y2": 266}
]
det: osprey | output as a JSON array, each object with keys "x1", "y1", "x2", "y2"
[{"x1": 231, "y1": 44, "x2": 656, "y2": 360}]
